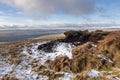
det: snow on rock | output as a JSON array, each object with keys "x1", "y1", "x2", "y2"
[
  {"x1": 23, "y1": 42, "x2": 74, "y2": 64},
  {"x1": 87, "y1": 69, "x2": 99, "y2": 78}
]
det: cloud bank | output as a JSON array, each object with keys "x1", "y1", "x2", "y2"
[{"x1": 0, "y1": 0, "x2": 95, "y2": 16}]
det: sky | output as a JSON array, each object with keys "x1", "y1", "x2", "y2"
[{"x1": 0, "y1": 0, "x2": 120, "y2": 26}]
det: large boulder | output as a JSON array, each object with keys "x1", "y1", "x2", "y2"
[
  {"x1": 38, "y1": 41, "x2": 57, "y2": 52},
  {"x1": 37, "y1": 39, "x2": 65, "y2": 52}
]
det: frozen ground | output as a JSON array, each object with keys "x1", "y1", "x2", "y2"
[
  {"x1": 87, "y1": 69, "x2": 99, "y2": 77},
  {"x1": 23, "y1": 42, "x2": 74, "y2": 64},
  {"x1": 0, "y1": 56, "x2": 14, "y2": 78},
  {"x1": 0, "y1": 41, "x2": 74, "y2": 80},
  {"x1": 0, "y1": 41, "x2": 120, "y2": 80}
]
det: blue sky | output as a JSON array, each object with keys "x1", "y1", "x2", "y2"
[{"x1": 0, "y1": 0, "x2": 120, "y2": 26}]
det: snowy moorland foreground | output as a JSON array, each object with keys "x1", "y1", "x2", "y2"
[
  {"x1": 0, "y1": 30, "x2": 120, "y2": 80},
  {"x1": 0, "y1": 42, "x2": 74, "y2": 80}
]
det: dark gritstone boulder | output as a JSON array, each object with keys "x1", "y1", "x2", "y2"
[
  {"x1": 37, "y1": 39, "x2": 65, "y2": 52},
  {"x1": 64, "y1": 30, "x2": 90, "y2": 42},
  {"x1": 37, "y1": 30, "x2": 110, "y2": 52},
  {"x1": 38, "y1": 41, "x2": 57, "y2": 52}
]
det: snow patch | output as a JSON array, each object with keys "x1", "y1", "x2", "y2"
[
  {"x1": 87, "y1": 69, "x2": 99, "y2": 77},
  {"x1": 23, "y1": 42, "x2": 74, "y2": 64},
  {"x1": 91, "y1": 44, "x2": 97, "y2": 47},
  {"x1": 57, "y1": 72, "x2": 73, "y2": 80},
  {"x1": 62, "y1": 72, "x2": 73, "y2": 80},
  {"x1": 0, "y1": 56, "x2": 14, "y2": 78},
  {"x1": 1, "y1": 56, "x2": 49, "y2": 80},
  {"x1": 0, "y1": 41, "x2": 74, "y2": 79}
]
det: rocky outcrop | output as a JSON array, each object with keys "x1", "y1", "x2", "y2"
[
  {"x1": 48, "y1": 41, "x2": 114, "y2": 73},
  {"x1": 70, "y1": 31, "x2": 120, "y2": 79},
  {"x1": 47, "y1": 31, "x2": 120, "y2": 75},
  {"x1": 37, "y1": 30, "x2": 110, "y2": 52},
  {"x1": 64, "y1": 30, "x2": 109, "y2": 43},
  {"x1": 38, "y1": 41, "x2": 57, "y2": 52}
]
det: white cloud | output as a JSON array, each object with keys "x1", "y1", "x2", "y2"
[{"x1": 0, "y1": 0, "x2": 95, "y2": 16}]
